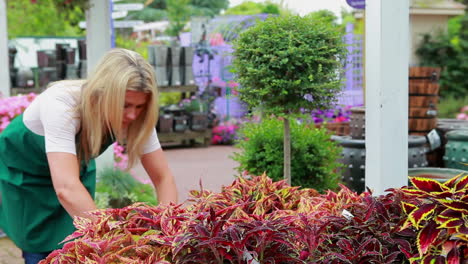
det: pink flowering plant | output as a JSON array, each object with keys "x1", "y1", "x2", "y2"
[
  {"x1": 0, "y1": 93, "x2": 37, "y2": 132},
  {"x1": 211, "y1": 118, "x2": 242, "y2": 145},
  {"x1": 456, "y1": 105, "x2": 468, "y2": 120},
  {"x1": 310, "y1": 104, "x2": 353, "y2": 124}
]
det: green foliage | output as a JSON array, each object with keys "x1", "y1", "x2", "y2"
[
  {"x1": 133, "y1": 0, "x2": 227, "y2": 22},
  {"x1": 6, "y1": 0, "x2": 84, "y2": 37},
  {"x1": 400, "y1": 174, "x2": 468, "y2": 262},
  {"x1": 126, "y1": 7, "x2": 168, "y2": 22},
  {"x1": 190, "y1": 0, "x2": 229, "y2": 16},
  {"x1": 115, "y1": 35, "x2": 151, "y2": 60},
  {"x1": 232, "y1": 118, "x2": 343, "y2": 192},
  {"x1": 95, "y1": 167, "x2": 158, "y2": 208},
  {"x1": 416, "y1": 14, "x2": 468, "y2": 99},
  {"x1": 179, "y1": 97, "x2": 209, "y2": 112},
  {"x1": 166, "y1": 0, "x2": 191, "y2": 37},
  {"x1": 159, "y1": 92, "x2": 182, "y2": 106},
  {"x1": 232, "y1": 14, "x2": 346, "y2": 117},
  {"x1": 438, "y1": 95, "x2": 468, "y2": 118},
  {"x1": 224, "y1": 1, "x2": 280, "y2": 15}
]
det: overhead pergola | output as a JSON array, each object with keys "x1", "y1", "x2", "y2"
[{"x1": 0, "y1": 0, "x2": 410, "y2": 194}]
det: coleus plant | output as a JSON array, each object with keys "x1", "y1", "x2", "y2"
[
  {"x1": 39, "y1": 173, "x2": 466, "y2": 264},
  {"x1": 398, "y1": 173, "x2": 468, "y2": 264}
]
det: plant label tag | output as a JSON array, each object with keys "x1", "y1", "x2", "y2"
[
  {"x1": 427, "y1": 129, "x2": 441, "y2": 150},
  {"x1": 342, "y1": 209, "x2": 354, "y2": 220}
]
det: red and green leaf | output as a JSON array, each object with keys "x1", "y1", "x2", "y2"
[
  {"x1": 408, "y1": 203, "x2": 437, "y2": 227},
  {"x1": 409, "y1": 177, "x2": 449, "y2": 193},
  {"x1": 417, "y1": 221, "x2": 442, "y2": 256}
]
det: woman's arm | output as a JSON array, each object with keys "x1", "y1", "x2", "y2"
[
  {"x1": 141, "y1": 148, "x2": 178, "y2": 205},
  {"x1": 47, "y1": 152, "x2": 97, "y2": 219}
]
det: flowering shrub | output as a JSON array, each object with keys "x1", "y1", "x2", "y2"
[
  {"x1": 211, "y1": 119, "x2": 242, "y2": 145},
  {"x1": 310, "y1": 104, "x2": 353, "y2": 124},
  {"x1": 0, "y1": 93, "x2": 37, "y2": 132},
  {"x1": 456, "y1": 105, "x2": 468, "y2": 120}
]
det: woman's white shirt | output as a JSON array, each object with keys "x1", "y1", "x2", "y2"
[{"x1": 23, "y1": 82, "x2": 160, "y2": 155}]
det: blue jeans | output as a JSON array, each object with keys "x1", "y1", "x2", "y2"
[{"x1": 22, "y1": 251, "x2": 51, "y2": 264}]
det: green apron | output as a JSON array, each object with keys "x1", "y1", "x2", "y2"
[{"x1": 0, "y1": 114, "x2": 113, "y2": 252}]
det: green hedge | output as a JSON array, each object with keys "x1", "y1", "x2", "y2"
[{"x1": 232, "y1": 118, "x2": 343, "y2": 192}]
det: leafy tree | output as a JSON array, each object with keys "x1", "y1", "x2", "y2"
[
  {"x1": 191, "y1": 0, "x2": 229, "y2": 16},
  {"x1": 6, "y1": 0, "x2": 84, "y2": 37},
  {"x1": 165, "y1": 0, "x2": 191, "y2": 37},
  {"x1": 416, "y1": 1, "x2": 468, "y2": 98},
  {"x1": 126, "y1": 7, "x2": 168, "y2": 22},
  {"x1": 138, "y1": 0, "x2": 228, "y2": 21},
  {"x1": 224, "y1": 1, "x2": 280, "y2": 15},
  {"x1": 232, "y1": 14, "x2": 345, "y2": 184}
]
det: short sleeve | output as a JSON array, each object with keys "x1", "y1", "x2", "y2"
[
  {"x1": 142, "y1": 128, "x2": 161, "y2": 154},
  {"x1": 40, "y1": 86, "x2": 80, "y2": 154}
]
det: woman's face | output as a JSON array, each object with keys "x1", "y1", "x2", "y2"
[{"x1": 123, "y1": 90, "x2": 148, "y2": 128}]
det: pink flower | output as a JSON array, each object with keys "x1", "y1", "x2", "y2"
[
  {"x1": 209, "y1": 33, "x2": 225, "y2": 46},
  {"x1": 461, "y1": 105, "x2": 468, "y2": 113},
  {"x1": 456, "y1": 113, "x2": 468, "y2": 120}
]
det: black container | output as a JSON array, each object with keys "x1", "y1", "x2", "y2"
[
  {"x1": 332, "y1": 135, "x2": 429, "y2": 193},
  {"x1": 349, "y1": 106, "x2": 365, "y2": 139},
  {"x1": 78, "y1": 39, "x2": 87, "y2": 60},
  {"x1": 37, "y1": 50, "x2": 56, "y2": 67},
  {"x1": 189, "y1": 112, "x2": 209, "y2": 131},
  {"x1": 157, "y1": 113, "x2": 174, "y2": 133},
  {"x1": 38, "y1": 67, "x2": 58, "y2": 87},
  {"x1": 173, "y1": 115, "x2": 189, "y2": 132}
]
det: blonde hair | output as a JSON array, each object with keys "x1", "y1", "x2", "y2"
[{"x1": 77, "y1": 48, "x2": 158, "y2": 168}]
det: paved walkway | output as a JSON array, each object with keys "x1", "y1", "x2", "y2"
[{"x1": 0, "y1": 145, "x2": 239, "y2": 263}]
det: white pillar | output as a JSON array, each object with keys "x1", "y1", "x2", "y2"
[
  {"x1": 86, "y1": 0, "x2": 114, "y2": 172},
  {"x1": 365, "y1": 0, "x2": 410, "y2": 195},
  {"x1": 86, "y1": 0, "x2": 111, "y2": 74},
  {"x1": 0, "y1": 0, "x2": 10, "y2": 98}
]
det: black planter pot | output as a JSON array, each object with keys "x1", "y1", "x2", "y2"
[{"x1": 332, "y1": 135, "x2": 429, "y2": 193}]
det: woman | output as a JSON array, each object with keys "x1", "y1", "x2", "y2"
[{"x1": 0, "y1": 48, "x2": 178, "y2": 264}]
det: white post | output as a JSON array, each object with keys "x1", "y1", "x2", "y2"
[
  {"x1": 0, "y1": 0, "x2": 10, "y2": 98},
  {"x1": 86, "y1": 0, "x2": 111, "y2": 74},
  {"x1": 86, "y1": 0, "x2": 114, "y2": 173},
  {"x1": 365, "y1": 0, "x2": 410, "y2": 195}
]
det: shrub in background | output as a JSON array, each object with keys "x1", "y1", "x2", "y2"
[
  {"x1": 456, "y1": 105, "x2": 468, "y2": 120},
  {"x1": 232, "y1": 117, "x2": 343, "y2": 192},
  {"x1": 437, "y1": 95, "x2": 468, "y2": 119},
  {"x1": 95, "y1": 166, "x2": 158, "y2": 209}
]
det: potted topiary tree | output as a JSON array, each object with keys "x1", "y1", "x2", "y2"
[{"x1": 231, "y1": 13, "x2": 345, "y2": 184}]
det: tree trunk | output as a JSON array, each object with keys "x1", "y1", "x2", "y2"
[{"x1": 283, "y1": 118, "x2": 291, "y2": 185}]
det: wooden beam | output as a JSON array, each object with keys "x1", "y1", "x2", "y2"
[{"x1": 365, "y1": 0, "x2": 410, "y2": 195}]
